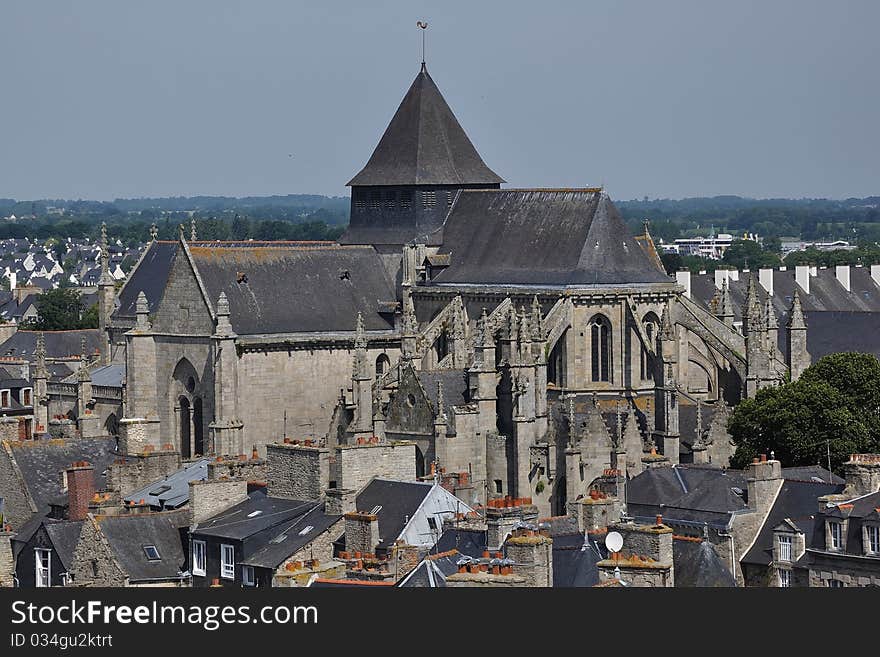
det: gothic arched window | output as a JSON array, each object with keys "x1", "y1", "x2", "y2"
[{"x1": 589, "y1": 315, "x2": 612, "y2": 382}]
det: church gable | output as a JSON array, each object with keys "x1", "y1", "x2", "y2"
[
  {"x1": 386, "y1": 364, "x2": 435, "y2": 436},
  {"x1": 151, "y1": 247, "x2": 214, "y2": 335}
]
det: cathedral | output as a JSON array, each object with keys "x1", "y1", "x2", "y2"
[{"x1": 103, "y1": 61, "x2": 807, "y2": 516}]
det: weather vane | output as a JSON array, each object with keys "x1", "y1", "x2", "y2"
[{"x1": 417, "y1": 21, "x2": 428, "y2": 64}]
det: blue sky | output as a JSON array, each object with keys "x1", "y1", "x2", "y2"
[{"x1": 1, "y1": 1, "x2": 878, "y2": 201}]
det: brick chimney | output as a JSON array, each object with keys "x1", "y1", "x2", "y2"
[{"x1": 66, "y1": 461, "x2": 95, "y2": 521}]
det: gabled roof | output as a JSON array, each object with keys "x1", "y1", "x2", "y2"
[
  {"x1": 43, "y1": 519, "x2": 85, "y2": 572},
  {"x1": 0, "y1": 330, "x2": 101, "y2": 361},
  {"x1": 5, "y1": 437, "x2": 118, "y2": 516},
  {"x1": 354, "y1": 479, "x2": 435, "y2": 548},
  {"x1": 115, "y1": 241, "x2": 177, "y2": 318},
  {"x1": 95, "y1": 512, "x2": 187, "y2": 582},
  {"x1": 430, "y1": 190, "x2": 671, "y2": 287},
  {"x1": 552, "y1": 532, "x2": 606, "y2": 587},
  {"x1": 347, "y1": 63, "x2": 503, "y2": 187}
]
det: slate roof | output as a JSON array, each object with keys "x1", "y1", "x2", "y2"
[
  {"x1": 434, "y1": 527, "x2": 487, "y2": 558},
  {"x1": 397, "y1": 550, "x2": 463, "y2": 587},
  {"x1": 552, "y1": 532, "x2": 605, "y2": 587},
  {"x1": 347, "y1": 63, "x2": 503, "y2": 187},
  {"x1": 741, "y1": 478, "x2": 844, "y2": 566},
  {"x1": 0, "y1": 330, "x2": 101, "y2": 361},
  {"x1": 115, "y1": 241, "x2": 177, "y2": 318},
  {"x1": 6, "y1": 437, "x2": 118, "y2": 516},
  {"x1": 416, "y1": 369, "x2": 470, "y2": 412},
  {"x1": 95, "y1": 512, "x2": 187, "y2": 582},
  {"x1": 804, "y1": 489, "x2": 880, "y2": 557},
  {"x1": 43, "y1": 519, "x2": 85, "y2": 572},
  {"x1": 193, "y1": 489, "x2": 323, "y2": 541},
  {"x1": 354, "y1": 479, "x2": 435, "y2": 548},
  {"x1": 673, "y1": 538, "x2": 737, "y2": 587},
  {"x1": 188, "y1": 243, "x2": 397, "y2": 334},
  {"x1": 241, "y1": 508, "x2": 341, "y2": 570},
  {"x1": 430, "y1": 190, "x2": 671, "y2": 287},
  {"x1": 123, "y1": 459, "x2": 209, "y2": 510}
]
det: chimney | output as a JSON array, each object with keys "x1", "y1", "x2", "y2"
[
  {"x1": 344, "y1": 511, "x2": 380, "y2": 556},
  {"x1": 835, "y1": 265, "x2": 851, "y2": 293},
  {"x1": 66, "y1": 461, "x2": 95, "y2": 521},
  {"x1": 745, "y1": 455, "x2": 783, "y2": 515},
  {"x1": 728, "y1": 270, "x2": 740, "y2": 282},
  {"x1": 713, "y1": 269, "x2": 728, "y2": 290},
  {"x1": 0, "y1": 523, "x2": 15, "y2": 587},
  {"x1": 795, "y1": 265, "x2": 810, "y2": 295},
  {"x1": 758, "y1": 268, "x2": 773, "y2": 296},
  {"x1": 675, "y1": 270, "x2": 691, "y2": 299},
  {"x1": 842, "y1": 454, "x2": 880, "y2": 497},
  {"x1": 266, "y1": 442, "x2": 329, "y2": 500},
  {"x1": 506, "y1": 528, "x2": 553, "y2": 587},
  {"x1": 325, "y1": 488, "x2": 357, "y2": 515},
  {"x1": 871, "y1": 264, "x2": 880, "y2": 288}
]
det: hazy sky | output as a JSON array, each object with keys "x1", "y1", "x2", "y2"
[{"x1": 2, "y1": 1, "x2": 878, "y2": 201}]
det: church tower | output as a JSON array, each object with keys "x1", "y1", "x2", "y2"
[{"x1": 342, "y1": 63, "x2": 503, "y2": 252}]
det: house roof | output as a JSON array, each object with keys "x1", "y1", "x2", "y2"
[
  {"x1": 673, "y1": 537, "x2": 737, "y2": 587},
  {"x1": 354, "y1": 479, "x2": 435, "y2": 548},
  {"x1": 43, "y1": 519, "x2": 85, "y2": 572},
  {"x1": 193, "y1": 489, "x2": 324, "y2": 541},
  {"x1": 0, "y1": 330, "x2": 101, "y2": 361},
  {"x1": 347, "y1": 63, "x2": 503, "y2": 187},
  {"x1": 241, "y1": 504, "x2": 341, "y2": 570},
  {"x1": 123, "y1": 458, "x2": 209, "y2": 510},
  {"x1": 741, "y1": 479, "x2": 844, "y2": 566},
  {"x1": 5, "y1": 437, "x2": 118, "y2": 516},
  {"x1": 434, "y1": 527, "x2": 487, "y2": 558},
  {"x1": 188, "y1": 243, "x2": 397, "y2": 334},
  {"x1": 95, "y1": 512, "x2": 186, "y2": 582},
  {"x1": 552, "y1": 532, "x2": 606, "y2": 587},
  {"x1": 430, "y1": 190, "x2": 671, "y2": 287},
  {"x1": 397, "y1": 549, "x2": 463, "y2": 587}
]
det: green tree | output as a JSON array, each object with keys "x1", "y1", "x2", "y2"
[
  {"x1": 722, "y1": 239, "x2": 781, "y2": 270},
  {"x1": 21, "y1": 288, "x2": 98, "y2": 330},
  {"x1": 729, "y1": 353, "x2": 880, "y2": 471}
]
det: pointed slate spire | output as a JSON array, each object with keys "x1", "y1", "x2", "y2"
[
  {"x1": 347, "y1": 64, "x2": 504, "y2": 187},
  {"x1": 787, "y1": 289, "x2": 806, "y2": 329}
]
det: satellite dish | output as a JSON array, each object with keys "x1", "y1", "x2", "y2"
[{"x1": 605, "y1": 531, "x2": 623, "y2": 553}]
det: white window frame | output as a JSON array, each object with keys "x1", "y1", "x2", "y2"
[
  {"x1": 35, "y1": 548, "x2": 51, "y2": 588},
  {"x1": 829, "y1": 521, "x2": 843, "y2": 551},
  {"x1": 220, "y1": 544, "x2": 235, "y2": 580},
  {"x1": 778, "y1": 534, "x2": 792, "y2": 562},
  {"x1": 778, "y1": 569, "x2": 791, "y2": 588},
  {"x1": 242, "y1": 565, "x2": 256, "y2": 587},
  {"x1": 867, "y1": 525, "x2": 880, "y2": 555},
  {"x1": 191, "y1": 540, "x2": 206, "y2": 577}
]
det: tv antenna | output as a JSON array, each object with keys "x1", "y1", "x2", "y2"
[{"x1": 417, "y1": 21, "x2": 428, "y2": 64}]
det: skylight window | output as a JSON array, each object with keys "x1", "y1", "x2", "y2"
[
  {"x1": 143, "y1": 545, "x2": 161, "y2": 561},
  {"x1": 247, "y1": 510, "x2": 263, "y2": 518},
  {"x1": 298, "y1": 525, "x2": 314, "y2": 536}
]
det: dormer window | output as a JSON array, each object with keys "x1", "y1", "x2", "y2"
[
  {"x1": 22, "y1": 388, "x2": 32, "y2": 406},
  {"x1": 829, "y1": 521, "x2": 844, "y2": 551},
  {"x1": 866, "y1": 525, "x2": 880, "y2": 555},
  {"x1": 777, "y1": 534, "x2": 792, "y2": 562},
  {"x1": 0, "y1": 390, "x2": 9, "y2": 407}
]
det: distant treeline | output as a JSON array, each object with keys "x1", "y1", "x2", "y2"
[
  {"x1": 618, "y1": 195, "x2": 880, "y2": 243},
  {"x1": 0, "y1": 195, "x2": 350, "y2": 245}
]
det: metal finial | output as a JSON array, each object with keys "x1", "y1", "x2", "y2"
[{"x1": 417, "y1": 21, "x2": 428, "y2": 64}]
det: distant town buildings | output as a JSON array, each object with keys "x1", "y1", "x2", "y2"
[{"x1": 658, "y1": 233, "x2": 759, "y2": 260}]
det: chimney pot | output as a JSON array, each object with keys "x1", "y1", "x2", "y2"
[
  {"x1": 760, "y1": 453, "x2": 767, "y2": 463},
  {"x1": 656, "y1": 514, "x2": 663, "y2": 526}
]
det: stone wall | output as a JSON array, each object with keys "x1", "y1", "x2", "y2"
[
  {"x1": 275, "y1": 519, "x2": 344, "y2": 570},
  {"x1": 0, "y1": 417, "x2": 20, "y2": 442},
  {"x1": 344, "y1": 512, "x2": 379, "y2": 555},
  {"x1": 506, "y1": 533, "x2": 553, "y2": 587},
  {"x1": 0, "y1": 441, "x2": 37, "y2": 529},
  {"x1": 48, "y1": 418, "x2": 77, "y2": 440},
  {"x1": 72, "y1": 517, "x2": 128, "y2": 587},
  {"x1": 335, "y1": 441, "x2": 416, "y2": 492},
  {"x1": 106, "y1": 451, "x2": 181, "y2": 498},
  {"x1": 208, "y1": 457, "x2": 267, "y2": 482},
  {"x1": 266, "y1": 443, "x2": 329, "y2": 500},
  {"x1": 117, "y1": 418, "x2": 161, "y2": 455},
  {"x1": 189, "y1": 479, "x2": 248, "y2": 525},
  {"x1": 0, "y1": 527, "x2": 14, "y2": 587},
  {"x1": 237, "y1": 345, "x2": 399, "y2": 452}
]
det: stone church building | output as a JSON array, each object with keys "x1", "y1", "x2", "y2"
[{"x1": 104, "y1": 61, "x2": 807, "y2": 516}]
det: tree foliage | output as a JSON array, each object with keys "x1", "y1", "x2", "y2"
[
  {"x1": 729, "y1": 353, "x2": 880, "y2": 471},
  {"x1": 20, "y1": 289, "x2": 99, "y2": 330}
]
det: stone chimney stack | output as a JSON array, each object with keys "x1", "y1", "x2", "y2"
[
  {"x1": 0, "y1": 523, "x2": 15, "y2": 587},
  {"x1": 266, "y1": 441, "x2": 329, "y2": 501},
  {"x1": 745, "y1": 454, "x2": 783, "y2": 515},
  {"x1": 66, "y1": 461, "x2": 95, "y2": 522},
  {"x1": 505, "y1": 527, "x2": 553, "y2": 587},
  {"x1": 325, "y1": 488, "x2": 357, "y2": 515},
  {"x1": 485, "y1": 498, "x2": 538, "y2": 550},
  {"x1": 842, "y1": 454, "x2": 880, "y2": 498},
  {"x1": 344, "y1": 511, "x2": 380, "y2": 556}
]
